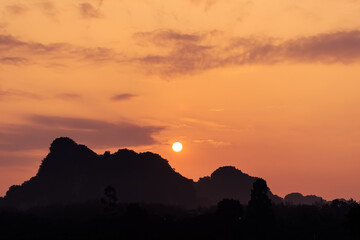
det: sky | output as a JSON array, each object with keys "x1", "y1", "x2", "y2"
[{"x1": 1, "y1": 0, "x2": 360, "y2": 201}]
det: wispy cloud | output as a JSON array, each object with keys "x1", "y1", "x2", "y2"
[
  {"x1": 0, "y1": 89, "x2": 42, "y2": 100},
  {"x1": 110, "y1": 93, "x2": 137, "y2": 101},
  {"x1": 0, "y1": 89, "x2": 84, "y2": 101},
  {"x1": 227, "y1": 30, "x2": 360, "y2": 64},
  {"x1": 133, "y1": 29, "x2": 214, "y2": 46},
  {"x1": 57, "y1": 93, "x2": 82, "y2": 100},
  {"x1": 5, "y1": 4, "x2": 28, "y2": 15},
  {"x1": 189, "y1": 0, "x2": 219, "y2": 11},
  {"x1": 0, "y1": 57, "x2": 28, "y2": 65},
  {"x1": 36, "y1": 1, "x2": 58, "y2": 17},
  {"x1": 135, "y1": 29, "x2": 360, "y2": 76},
  {"x1": 3, "y1": 29, "x2": 360, "y2": 76},
  {"x1": 182, "y1": 117, "x2": 226, "y2": 128},
  {"x1": 0, "y1": 115, "x2": 165, "y2": 152},
  {"x1": 0, "y1": 150, "x2": 43, "y2": 167},
  {"x1": 134, "y1": 29, "x2": 220, "y2": 76},
  {"x1": 0, "y1": 34, "x2": 117, "y2": 66},
  {"x1": 193, "y1": 139, "x2": 231, "y2": 147},
  {"x1": 79, "y1": 2, "x2": 103, "y2": 18}
]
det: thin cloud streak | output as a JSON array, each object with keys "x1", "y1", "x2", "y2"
[
  {"x1": 0, "y1": 89, "x2": 42, "y2": 100},
  {"x1": 57, "y1": 93, "x2": 82, "y2": 100},
  {"x1": 0, "y1": 90, "x2": 82, "y2": 101},
  {"x1": 0, "y1": 57, "x2": 28, "y2": 65},
  {"x1": 193, "y1": 139, "x2": 231, "y2": 147},
  {"x1": 0, "y1": 150, "x2": 43, "y2": 167},
  {"x1": 111, "y1": 93, "x2": 137, "y2": 101},
  {"x1": 133, "y1": 29, "x2": 215, "y2": 46},
  {"x1": 0, "y1": 34, "x2": 117, "y2": 66}
]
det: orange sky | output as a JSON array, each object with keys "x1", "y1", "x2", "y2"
[{"x1": 1, "y1": 0, "x2": 360, "y2": 201}]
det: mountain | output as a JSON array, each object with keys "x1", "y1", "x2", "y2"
[
  {"x1": 284, "y1": 192, "x2": 326, "y2": 205},
  {"x1": 3, "y1": 137, "x2": 196, "y2": 209},
  {"x1": 195, "y1": 166, "x2": 283, "y2": 205},
  {"x1": 2, "y1": 137, "x2": 282, "y2": 209}
]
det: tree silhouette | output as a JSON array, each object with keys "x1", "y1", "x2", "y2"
[
  {"x1": 216, "y1": 198, "x2": 243, "y2": 222},
  {"x1": 246, "y1": 178, "x2": 274, "y2": 239},
  {"x1": 102, "y1": 185, "x2": 117, "y2": 209},
  {"x1": 216, "y1": 199, "x2": 244, "y2": 239},
  {"x1": 347, "y1": 202, "x2": 360, "y2": 238}
]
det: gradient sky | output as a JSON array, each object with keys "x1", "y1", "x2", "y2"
[{"x1": 1, "y1": 0, "x2": 360, "y2": 200}]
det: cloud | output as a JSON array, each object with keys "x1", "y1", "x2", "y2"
[
  {"x1": 134, "y1": 29, "x2": 210, "y2": 47},
  {"x1": 135, "y1": 29, "x2": 360, "y2": 76},
  {"x1": 0, "y1": 35, "x2": 25, "y2": 47},
  {"x1": 36, "y1": 1, "x2": 58, "y2": 17},
  {"x1": 227, "y1": 31, "x2": 360, "y2": 64},
  {"x1": 110, "y1": 93, "x2": 137, "y2": 101},
  {"x1": 134, "y1": 29, "x2": 220, "y2": 76},
  {"x1": 0, "y1": 57, "x2": 28, "y2": 65},
  {"x1": 79, "y1": 2, "x2": 103, "y2": 18},
  {"x1": 0, "y1": 115, "x2": 164, "y2": 152},
  {"x1": 0, "y1": 34, "x2": 117, "y2": 66},
  {"x1": 182, "y1": 117, "x2": 226, "y2": 129},
  {"x1": 0, "y1": 151, "x2": 43, "y2": 167},
  {"x1": 57, "y1": 93, "x2": 82, "y2": 100},
  {"x1": 0, "y1": 89, "x2": 84, "y2": 101},
  {"x1": 189, "y1": 0, "x2": 219, "y2": 11},
  {"x1": 0, "y1": 89, "x2": 42, "y2": 100},
  {"x1": 193, "y1": 139, "x2": 231, "y2": 147},
  {"x1": 3, "y1": 29, "x2": 360, "y2": 75},
  {"x1": 5, "y1": 4, "x2": 28, "y2": 15}
]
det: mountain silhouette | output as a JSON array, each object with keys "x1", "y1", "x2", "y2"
[
  {"x1": 3, "y1": 137, "x2": 196, "y2": 208},
  {"x1": 284, "y1": 192, "x2": 326, "y2": 205},
  {"x1": 195, "y1": 166, "x2": 282, "y2": 205},
  {"x1": 2, "y1": 137, "x2": 282, "y2": 209}
]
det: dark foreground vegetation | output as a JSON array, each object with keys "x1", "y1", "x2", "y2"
[{"x1": 1, "y1": 179, "x2": 360, "y2": 240}]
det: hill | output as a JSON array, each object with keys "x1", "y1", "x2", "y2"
[
  {"x1": 2, "y1": 137, "x2": 282, "y2": 209},
  {"x1": 284, "y1": 193, "x2": 326, "y2": 205}
]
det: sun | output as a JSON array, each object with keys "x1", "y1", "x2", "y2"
[{"x1": 172, "y1": 142, "x2": 183, "y2": 152}]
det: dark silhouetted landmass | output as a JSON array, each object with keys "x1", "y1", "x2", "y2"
[
  {"x1": 1, "y1": 137, "x2": 281, "y2": 209},
  {"x1": 284, "y1": 192, "x2": 326, "y2": 205},
  {"x1": 196, "y1": 166, "x2": 282, "y2": 206},
  {"x1": 0, "y1": 176, "x2": 358, "y2": 240},
  {"x1": 3, "y1": 137, "x2": 196, "y2": 209},
  {"x1": 0, "y1": 137, "x2": 359, "y2": 239}
]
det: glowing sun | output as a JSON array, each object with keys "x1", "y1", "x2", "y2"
[{"x1": 172, "y1": 142, "x2": 183, "y2": 152}]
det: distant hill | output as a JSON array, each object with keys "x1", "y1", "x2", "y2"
[
  {"x1": 2, "y1": 137, "x2": 282, "y2": 209},
  {"x1": 284, "y1": 193, "x2": 326, "y2": 205},
  {"x1": 195, "y1": 166, "x2": 283, "y2": 205}
]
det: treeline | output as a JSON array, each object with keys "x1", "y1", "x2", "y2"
[{"x1": 0, "y1": 179, "x2": 359, "y2": 240}]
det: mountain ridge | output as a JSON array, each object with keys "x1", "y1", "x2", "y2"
[{"x1": 2, "y1": 137, "x2": 284, "y2": 208}]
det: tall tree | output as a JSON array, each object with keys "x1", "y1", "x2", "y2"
[{"x1": 246, "y1": 178, "x2": 274, "y2": 239}]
